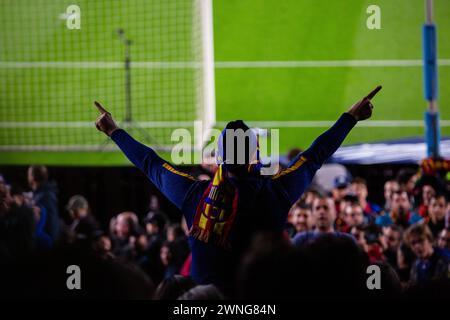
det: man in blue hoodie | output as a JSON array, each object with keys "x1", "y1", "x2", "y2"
[
  {"x1": 28, "y1": 165, "x2": 60, "y2": 241},
  {"x1": 93, "y1": 86, "x2": 381, "y2": 291}
]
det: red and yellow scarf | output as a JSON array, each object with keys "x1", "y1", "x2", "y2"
[{"x1": 189, "y1": 165, "x2": 239, "y2": 248}]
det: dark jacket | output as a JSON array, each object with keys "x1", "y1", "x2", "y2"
[
  {"x1": 410, "y1": 248, "x2": 450, "y2": 285},
  {"x1": 33, "y1": 182, "x2": 60, "y2": 241}
]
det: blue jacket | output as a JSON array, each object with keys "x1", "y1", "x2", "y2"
[
  {"x1": 112, "y1": 113, "x2": 357, "y2": 288},
  {"x1": 33, "y1": 182, "x2": 60, "y2": 241}
]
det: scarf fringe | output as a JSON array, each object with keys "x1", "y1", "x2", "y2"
[{"x1": 189, "y1": 225, "x2": 231, "y2": 249}]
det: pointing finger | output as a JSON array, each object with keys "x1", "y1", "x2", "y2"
[
  {"x1": 94, "y1": 101, "x2": 109, "y2": 114},
  {"x1": 365, "y1": 85, "x2": 382, "y2": 100}
]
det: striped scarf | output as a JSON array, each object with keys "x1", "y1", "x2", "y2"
[
  {"x1": 189, "y1": 165, "x2": 239, "y2": 248},
  {"x1": 190, "y1": 155, "x2": 262, "y2": 249}
]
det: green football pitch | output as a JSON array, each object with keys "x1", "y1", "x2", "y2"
[{"x1": 0, "y1": 0, "x2": 449, "y2": 165}]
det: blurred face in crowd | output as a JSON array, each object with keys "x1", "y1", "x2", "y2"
[
  {"x1": 406, "y1": 174, "x2": 419, "y2": 194},
  {"x1": 72, "y1": 207, "x2": 88, "y2": 219},
  {"x1": 351, "y1": 182, "x2": 368, "y2": 203},
  {"x1": 146, "y1": 222, "x2": 159, "y2": 235},
  {"x1": 428, "y1": 196, "x2": 446, "y2": 222},
  {"x1": 27, "y1": 167, "x2": 36, "y2": 190},
  {"x1": 350, "y1": 227, "x2": 368, "y2": 251},
  {"x1": 312, "y1": 197, "x2": 336, "y2": 232},
  {"x1": 115, "y1": 215, "x2": 131, "y2": 238},
  {"x1": 136, "y1": 234, "x2": 149, "y2": 252},
  {"x1": 12, "y1": 193, "x2": 25, "y2": 207},
  {"x1": 344, "y1": 204, "x2": 364, "y2": 228},
  {"x1": 332, "y1": 186, "x2": 348, "y2": 202},
  {"x1": 0, "y1": 183, "x2": 12, "y2": 213},
  {"x1": 160, "y1": 245, "x2": 172, "y2": 267},
  {"x1": 291, "y1": 206, "x2": 313, "y2": 233},
  {"x1": 397, "y1": 246, "x2": 410, "y2": 269},
  {"x1": 303, "y1": 191, "x2": 318, "y2": 206},
  {"x1": 437, "y1": 229, "x2": 450, "y2": 251},
  {"x1": 381, "y1": 226, "x2": 401, "y2": 252},
  {"x1": 422, "y1": 185, "x2": 436, "y2": 206},
  {"x1": 167, "y1": 227, "x2": 176, "y2": 242},
  {"x1": 409, "y1": 234, "x2": 433, "y2": 260},
  {"x1": 94, "y1": 235, "x2": 112, "y2": 254},
  {"x1": 384, "y1": 180, "x2": 399, "y2": 204},
  {"x1": 391, "y1": 191, "x2": 411, "y2": 214},
  {"x1": 149, "y1": 195, "x2": 160, "y2": 211}
]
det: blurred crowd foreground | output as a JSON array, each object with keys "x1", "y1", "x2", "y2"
[{"x1": 0, "y1": 161, "x2": 449, "y2": 299}]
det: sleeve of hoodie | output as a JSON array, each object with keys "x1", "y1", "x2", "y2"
[
  {"x1": 271, "y1": 113, "x2": 357, "y2": 206},
  {"x1": 111, "y1": 129, "x2": 197, "y2": 209}
]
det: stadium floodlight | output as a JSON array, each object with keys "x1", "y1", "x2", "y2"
[{"x1": 0, "y1": 0, "x2": 216, "y2": 156}]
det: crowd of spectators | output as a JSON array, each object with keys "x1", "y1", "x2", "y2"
[{"x1": 0, "y1": 163, "x2": 449, "y2": 299}]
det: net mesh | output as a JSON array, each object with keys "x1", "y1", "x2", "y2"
[{"x1": 0, "y1": 0, "x2": 213, "y2": 151}]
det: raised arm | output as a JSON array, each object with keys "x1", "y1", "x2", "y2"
[
  {"x1": 271, "y1": 86, "x2": 382, "y2": 205},
  {"x1": 94, "y1": 101, "x2": 196, "y2": 209}
]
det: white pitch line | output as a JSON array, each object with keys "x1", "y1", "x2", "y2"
[
  {"x1": 217, "y1": 120, "x2": 450, "y2": 128},
  {"x1": 1, "y1": 59, "x2": 450, "y2": 69},
  {"x1": 0, "y1": 61, "x2": 201, "y2": 69},
  {"x1": 1, "y1": 120, "x2": 450, "y2": 129},
  {"x1": 0, "y1": 144, "x2": 198, "y2": 152},
  {"x1": 0, "y1": 121, "x2": 197, "y2": 128},
  {"x1": 215, "y1": 59, "x2": 450, "y2": 68}
]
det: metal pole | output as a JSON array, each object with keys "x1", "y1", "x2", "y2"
[
  {"x1": 423, "y1": 0, "x2": 440, "y2": 158},
  {"x1": 124, "y1": 39, "x2": 132, "y2": 123}
]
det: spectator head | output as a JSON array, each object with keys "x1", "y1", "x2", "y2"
[
  {"x1": 92, "y1": 234, "x2": 113, "y2": 258},
  {"x1": 391, "y1": 190, "x2": 411, "y2": 215},
  {"x1": 10, "y1": 185, "x2": 25, "y2": 207},
  {"x1": 154, "y1": 275, "x2": 196, "y2": 300},
  {"x1": 396, "y1": 168, "x2": 418, "y2": 194},
  {"x1": 312, "y1": 195, "x2": 336, "y2": 232},
  {"x1": 301, "y1": 187, "x2": 322, "y2": 206},
  {"x1": 216, "y1": 120, "x2": 258, "y2": 175},
  {"x1": 135, "y1": 233, "x2": 149, "y2": 253},
  {"x1": 149, "y1": 194, "x2": 160, "y2": 211},
  {"x1": 289, "y1": 201, "x2": 313, "y2": 233},
  {"x1": 428, "y1": 194, "x2": 447, "y2": 223},
  {"x1": 421, "y1": 184, "x2": 436, "y2": 207},
  {"x1": 66, "y1": 195, "x2": 89, "y2": 219},
  {"x1": 160, "y1": 241, "x2": 175, "y2": 267},
  {"x1": 350, "y1": 225, "x2": 368, "y2": 251},
  {"x1": 0, "y1": 182, "x2": 12, "y2": 214},
  {"x1": 197, "y1": 174, "x2": 211, "y2": 181},
  {"x1": 437, "y1": 228, "x2": 450, "y2": 251},
  {"x1": 397, "y1": 242, "x2": 416, "y2": 270},
  {"x1": 343, "y1": 203, "x2": 365, "y2": 228},
  {"x1": 167, "y1": 223, "x2": 186, "y2": 242},
  {"x1": 303, "y1": 233, "x2": 368, "y2": 297},
  {"x1": 404, "y1": 224, "x2": 434, "y2": 260},
  {"x1": 332, "y1": 175, "x2": 350, "y2": 201},
  {"x1": 178, "y1": 284, "x2": 224, "y2": 300},
  {"x1": 144, "y1": 212, "x2": 167, "y2": 235},
  {"x1": 27, "y1": 165, "x2": 48, "y2": 190},
  {"x1": 381, "y1": 225, "x2": 403, "y2": 252},
  {"x1": 114, "y1": 211, "x2": 139, "y2": 239},
  {"x1": 237, "y1": 232, "x2": 299, "y2": 299},
  {"x1": 351, "y1": 177, "x2": 368, "y2": 204},
  {"x1": 384, "y1": 179, "x2": 400, "y2": 206},
  {"x1": 369, "y1": 262, "x2": 402, "y2": 298},
  {"x1": 339, "y1": 193, "x2": 359, "y2": 214}
]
